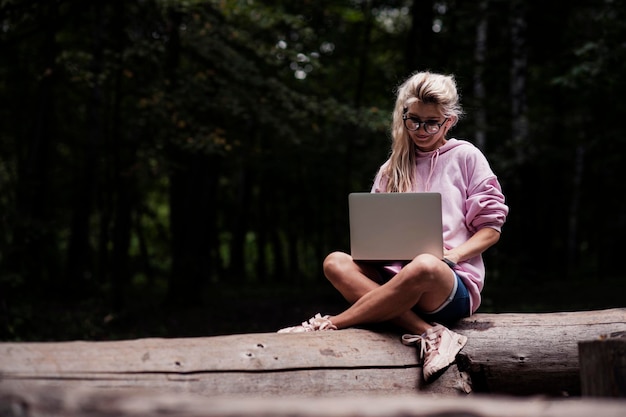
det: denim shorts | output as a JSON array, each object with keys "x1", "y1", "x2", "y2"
[{"x1": 417, "y1": 272, "x2": 471, "y2": 326}]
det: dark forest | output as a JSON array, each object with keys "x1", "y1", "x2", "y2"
[{"x1": 1, "y1": 0, "x2": 625, "y2": 341}]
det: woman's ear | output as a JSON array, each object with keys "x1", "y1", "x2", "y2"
[
  {"x1": 446, "y1": 116, "x2": 458, "y2": 130},
  {"x1": 443, "y1": 117, "x2": 456, "y2": 136}
]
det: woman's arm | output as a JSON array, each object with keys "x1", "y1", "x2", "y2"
[{"x1": 443, "y1": 227, "x2": 501, "y2": 265}]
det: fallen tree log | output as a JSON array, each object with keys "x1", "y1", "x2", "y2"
[
  {"x1": 454, "y1": 307, "x2": 626, "y2": 395},
  {"x1": 0, "y1": 308, "x2": 624, "y2": 398},
  {"x1": 1, "y1": 385, "x2": 626, "y2": 417}
]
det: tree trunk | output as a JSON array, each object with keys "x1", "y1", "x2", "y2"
[
  {"x1": 509, "y1": 0, "x2": 529, "y2": 164},
  {"x1": 165, "y1": 7, "x2": 220, "y2": 304},
  {"x1": 406, "y1": 0, "x2": 435, "y2": 72},
  {"x1": 66, "y1": 2, "x2": 103, "y2": 292},
  {"x1": 1, "y1": 308, "x2": 623, "y2": 398},
  {"x1": 12, "y1": 2, "x2": 59, "y2": 285},
  {"x1": 168, "y1": 151, "x2": 219, "y2": 304},
  {"x1": 473, "y1": 0, "x2": 488, "y2": 150}
]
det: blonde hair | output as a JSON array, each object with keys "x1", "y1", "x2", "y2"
[{"x1": 383, "y1": 71, "x2": 463, "y2": 192}]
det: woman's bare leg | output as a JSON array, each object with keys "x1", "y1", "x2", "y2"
[
  {"x1": 320, "y1": 251, "x2": 468, "y2": 382},
  {"x1": 322, "y1": 251, "x2": 455, "y2": 335}
]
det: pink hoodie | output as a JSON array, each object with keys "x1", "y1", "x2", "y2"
[{"x1": 371, "y1": 138, "x2": 509, "y2": 314}]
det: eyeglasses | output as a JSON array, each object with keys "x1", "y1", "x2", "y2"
[{"x1": 402, "y1": 115, "x2": 448, "y2": 134}]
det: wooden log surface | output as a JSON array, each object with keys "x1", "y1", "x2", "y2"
[
  {"x1": 1, "y1": 384, "x2": 626, "y2": 417},
  {"x1": 1, "y1": 308, "x2": 625, "y2": 398},
  {"x1": 454, "y1": 308, "x2": 626, "y2": 395},
  {"x1": 578, "y1": 331, "x2": 626, "y2": 397},
  {"x1": 0, "y1": 329, "x2": 430, "y2": 397}
]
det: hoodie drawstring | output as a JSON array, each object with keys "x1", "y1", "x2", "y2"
[{"x1": 424, "y1": 149, "x2": 440, "y2": 191}]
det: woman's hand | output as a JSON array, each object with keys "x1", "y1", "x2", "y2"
[{"x1": 444, "y1": 227, "x2": 501, "y2": 264}]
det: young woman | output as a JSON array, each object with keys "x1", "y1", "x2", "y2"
[{"x1": 278, "y1": 71, "x2": 509, "y2": 382}]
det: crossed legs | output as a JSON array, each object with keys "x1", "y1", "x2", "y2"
[
  {"x1": 322, "y1": 251, "x2": 456, "y2": 334},
  {"x1": 276, "y1": 251, "x2": 467, "y2": 381}
]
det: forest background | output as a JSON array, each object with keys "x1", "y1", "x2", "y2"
[{"x1": 1, "y1": 0, "x2": 624, "y2": 342}]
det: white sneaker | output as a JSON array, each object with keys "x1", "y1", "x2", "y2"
[
  {"x1": 402, "y1": 323, "x2": 467, "y2": 382},
  {"x1": 277, "y1": 313, "x2": 337, "y2": 333}
]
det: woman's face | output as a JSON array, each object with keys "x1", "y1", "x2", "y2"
[{"x1": 404, "y1": 101, "x2": 452, "y2": 152}]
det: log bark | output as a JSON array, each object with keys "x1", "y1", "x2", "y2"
[
  {"x1": 455, "y1": 308, "x2": 626, "y2": 395},
  {"x1": 0, "y1": 308, "x2": 624, "y2": 399}
]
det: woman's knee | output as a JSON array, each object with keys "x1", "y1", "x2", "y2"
[
  {"x1": 401, "y1": 254, "x2": 445, "y2": 283},
  {"x1": 412, "y1": 253, "x2": 442, "y2": 269},
  {"x1": 323, "y1": 251, "x2": 353, "y2": 278}
]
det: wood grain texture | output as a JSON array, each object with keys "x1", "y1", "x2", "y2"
[
  {"x1": 454, "y1": 308, "x2": 626, "y2": 395},
  {"x1": 579, "y1": 332, "x2": 626, "y2": 397},
  {"x1": 1, "y1": 384, "x2": 626, "y2": 417},
  {"x1": 1, "y1": 308, "x2": 625, "y2": 398}
]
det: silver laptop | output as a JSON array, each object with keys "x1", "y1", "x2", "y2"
[{"x1": 348, "y1": 192, "x2": 443, "y2": 261}]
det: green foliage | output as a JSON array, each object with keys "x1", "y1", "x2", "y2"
[{"x1": 1, "y1": 0, "x2": 625, "y2": 340}]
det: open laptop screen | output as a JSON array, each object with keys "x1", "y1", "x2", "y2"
[{"x1": 348, "y1": 192, "x2": 443, "y2": 261}]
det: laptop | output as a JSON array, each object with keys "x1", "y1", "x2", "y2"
[{"x1": 348, "y1": 192, "x2": 443, "y2": 261}]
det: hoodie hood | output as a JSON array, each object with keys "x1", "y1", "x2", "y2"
[
  {"x1": 414, "y1": 138, "x2": 468, "y2": 158},
  {"x1": 415, "y1": 138, "x2": 469, "y2": 191}
]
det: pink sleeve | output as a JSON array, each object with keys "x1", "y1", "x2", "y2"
[{"x1": 465, "y1": 176, "x2": 508, "y2": 233}]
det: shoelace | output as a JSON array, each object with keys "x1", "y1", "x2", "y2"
[
  {"x1": 401, "y1": 331, "x2": 439, "y2": 361},
  {"x1": 401, "y1": 334, "x2": 427, "y2": 360},
  {"x1": 304, "y1": 314, "x2": 336, "y2": 331}
]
